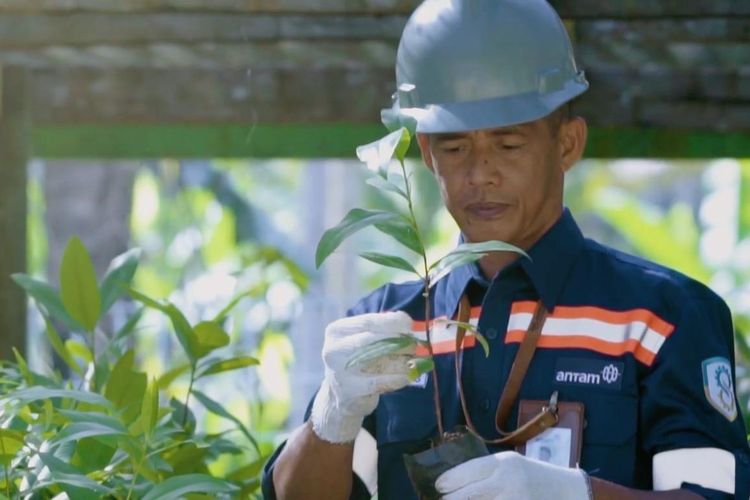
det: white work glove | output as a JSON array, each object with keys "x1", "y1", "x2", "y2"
[
  {"x1": 310, "y1": 311, "x2": 415, "y2": 444},
  {"x1": 435, "y1": 451, "x2": 592, "y2": 500}
]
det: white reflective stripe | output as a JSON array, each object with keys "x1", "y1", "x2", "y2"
[
  {"x1": 412, "y1": 317, "x2": 479, "y2": 343},
  {"x1": 352, "y1": 428, "x2": 378, "y2": 496},
  {"x1": 653, "y1": 447, "x2": 735, "y2": 494},
  {"x1": 507, "y1": 313, "x2": 668, "y2": 356}
]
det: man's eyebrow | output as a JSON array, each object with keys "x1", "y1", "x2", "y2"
[
  {"x1": 432, "y1": 133, "x2": 468, "y2": 143},
  {"x1": 489, "y1": 126, "x2": 526, "y2": 136},
  {"x1": 432, "y1": 127, "x2": 527, "y2": 143}
]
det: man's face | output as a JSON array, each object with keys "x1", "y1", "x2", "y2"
[{"x1": 417, "y1": 115, "x2": 584, "y2": 249}]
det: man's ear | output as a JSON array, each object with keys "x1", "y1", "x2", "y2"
[
  {"x1": 559, "y1": 116, "x2": 587, "y2": 173},
  {"x1": 416, "y1": 133, "x2": 435, "y2": 172}
]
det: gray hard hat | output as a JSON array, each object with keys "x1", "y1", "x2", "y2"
[{"x1": 383, "y1": 0, "x2": 588, "y2": 134}]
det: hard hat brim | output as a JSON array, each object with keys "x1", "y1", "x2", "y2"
[{"x1": 400, "y1": 78, "x2": 588, "y2": 134}]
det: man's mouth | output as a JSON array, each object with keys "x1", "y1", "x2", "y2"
[{"x1": 465, "y1": 202, "x2": 511, "y2": 219}]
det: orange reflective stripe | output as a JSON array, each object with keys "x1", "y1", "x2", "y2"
[
  {"x1": 506, "y1": 329, "x2": 657, "y2": 366},
  {"x1": 416, "y1": 337, "x2": 476, "y2": 356},
  {"x1": 507, "y1": 301, "x2": 675, "y2": 366},
  {"x1": 511, "y1": 301, "x2": 675, "y2": 337}
]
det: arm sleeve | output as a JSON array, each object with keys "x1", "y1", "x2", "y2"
[
  {"x1": 261, "y1": 393, "x2": 376, "y2": 499},
  {"x1": 639, "y1": 288, "x2": 750, "y2": 499},
  {"x1": 261, "y1": 291, "x2": 390, "y2": 500}
]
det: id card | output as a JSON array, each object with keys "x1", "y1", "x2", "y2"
[
  {"x1": 525, "y1": 428, "x2": 572, "y2": 467},
  {"x1": 515, "y1": 398, "x2": 585, "y2": 467}
]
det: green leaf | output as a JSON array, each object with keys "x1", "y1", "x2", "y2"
[
  {"x1": 197, "y1": 356, "x2": 260, "y2": 379},
  {"x1": 142, "y1": 474, "x2": 239, "y2": 500},
  {"x1": 157, "y1": 362, "x2": 192, "y2": 389},
  {"x1": 429, "y1": 241, "x2": 528, "y2": 285},
  {"x1": 71, "y1": 438, "x2": 117, "y2": 474},
  {"x1": 58, "y1": 409, "x2": 126, "y2": 430},
  {"x1": 373, "y1": 218, "x2": 424, "y2": 256},
  {"x1": 43, "y1": 315, "x2": 84, "y2": 376},
  {"x1": 162, "y1": 443, "x2": 209, "y2": 475},
  {"x1": 394, "y1": 127, "x2": 411, "y2": 163},
  {"x1": 104, "y1": 350, "x2": 147, "y2": 423},
  {"x1": 49, "y1": 421, "x2": 127, "y2": 447},
  {"x1": 0, "y1": 429, "x2": 25, "y2": 466},
  {"x1": 407, "y1": 357, "x2": 434, "y2": 381},
  {"x1": 59, "y1": 236, "x2": 102, "y2": 332},
  {"x1": 141, "y1": 377, "x2": 159, "y2": 438},
  {"x1": 37, "y1": 453, "x2": 115, "y2": 500},
  {"x1": 474, "y1": 332, "x2": 490, "y2": 358},
  {"x1": 356, "y1": 128, "x2": 409, "y2": 177},
  {"x1": 169, "y1": 397, "x2": 196, "y2": 434},
  {"x1": 65, "y1": 339, "x2": 93, "y2": 364},
  {"x1": 1, "y1": 386, "x2": 113, "y2": 409},
  {"x1": 100, "y1": 248, "x2": 141, "y2": 315},
  {"x1": 193, "y1": 321, "x2": 230, "y2": 357},
  {"x1": 191, "y1": 390, "x2": 259, "y2": 454},
  {"x1": 438, "y1": 320, "x2": 489, "y2": 356},
  {"x1": 739, "y1": 160, "x2": 750, "y2": 241},
  {"x1": 359, "y1": 252, "x2": 421, "y2": 276},
  {"x1": 129, "y1": 288, "x2": 199, "y2": 361},
  {"x1": 366, "y1": 175, "x2": 408, "y2": 200},
  {"x1": 12, "y1": 347, "x2": 33, "y2": 385},
  {"x1": 11, "y1": 273, "x2": 82, "y2": 331},
  {"x1": 113, "y1": 306, "x2": 144, "y2": 342},
  {"x1": 226, "y1": 457, "x2": 267, "y2": 482},
  {"x1": 212, "y1": 287, "x2": 262, "y2": 324},
  {"x1": 316, "y1": 208, "x2": 405, "y2": 268},
  {"x1": 345, "y1": 335, "x2": 417, "y2": 369},
  {"x1": 34, "y1": 466, "x2": 114, "y2": 497}
]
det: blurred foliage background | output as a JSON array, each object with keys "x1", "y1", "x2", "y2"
[{"x1": 23, "y1": 156, "x2": 750, "y2": 471}]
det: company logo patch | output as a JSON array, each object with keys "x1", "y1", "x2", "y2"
[
  {"x1": 702, "y1": 357, "x2": 737, "y2": 422},
  {"x1": 553, "y1": 358, "x2": 624, "y2": 390}
]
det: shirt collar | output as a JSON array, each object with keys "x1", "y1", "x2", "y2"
[{"x1": 443, "y1": 208, "x2": 584, "y2": 313}]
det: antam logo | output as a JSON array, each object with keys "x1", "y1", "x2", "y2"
[
  {"x1": 555, "y1": 371, "x2": 601, "y2": 384},
  {"x1": 601, "y1": 364, "x2": 620, "y2": 384},
  {"x1": 555, "y1": 365, "x2": 621, "y2": 386},
  {"x1": 553, "y1": 358, "x2": 624, "y2": 390}
]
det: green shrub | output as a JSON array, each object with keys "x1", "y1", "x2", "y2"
[{"x1": 1, "y1": 237, "x2": 263, "y2": 499}]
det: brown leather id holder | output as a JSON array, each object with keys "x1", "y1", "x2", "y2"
[{"x1": 515, "y1": 399, "x2": 585, "y2": 468}]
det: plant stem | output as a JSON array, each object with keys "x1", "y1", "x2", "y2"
[
  {"x1": 90, "y1": 329, "x2": 97, "y2": 392},
  {"x1": 183, "y1": 363, "x2": 196, "y2": 428},
  {"x1": 399, "y1": 159, "x2": 445, "y2": 438},
  {"x1": 423, "y1": 280, "x2": 444, "y2": 438},
  {"x1": 125, "y1": 447, "x2": 145, "y2": 500}
]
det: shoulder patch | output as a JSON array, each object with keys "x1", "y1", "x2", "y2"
[{"x1": 702, "y1": 357, "x2": 737, "y2": 422}]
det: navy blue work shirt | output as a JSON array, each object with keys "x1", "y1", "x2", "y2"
[{"x1": 263, "y1": 209, "x2": 750, "y2": 499}]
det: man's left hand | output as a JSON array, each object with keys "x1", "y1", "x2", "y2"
[{"x1": 435, "y1": 451, "x2": 592, "y2": 500}]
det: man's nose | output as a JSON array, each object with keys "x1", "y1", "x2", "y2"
[{"x1": 467, "y1": 147, "x2": 502, "y2": 186}]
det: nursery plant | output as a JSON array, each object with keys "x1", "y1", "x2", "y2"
[
  {"x1": 2, "y1": 237, "x2": 266, "y2": 499},
  {"x1": 315, "y1": 124, "x2": 528, "y2": 496}
]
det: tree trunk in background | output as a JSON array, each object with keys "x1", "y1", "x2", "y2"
[
  {"x1": 0, "y1": 66, "x2": 30, "y2": 360},
  {"x1": 289, "y1": 159, "x2": 362, "y2": 426},
  {"x1": 44, "y1": 161, "x2": 138, "y2": 280},
  {"x1": 42, "y1": 161, "x2": 138, "y2": 372}
]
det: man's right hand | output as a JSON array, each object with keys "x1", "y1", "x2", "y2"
[{"x1": 310, "y1": 311, "x2": 415, "y2": 444}]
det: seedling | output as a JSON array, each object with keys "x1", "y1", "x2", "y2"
[{"x1": 315, "y1": 126, "x2": 528, "y2": 439}]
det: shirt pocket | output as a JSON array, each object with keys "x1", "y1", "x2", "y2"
[
  {"x1": 375, "y1": 388, "x2": 438, "y2": 500},
  {"x1": 580, "y1": 393, "x2": 639, "y2": 486},
  {"x1": 376, "y1": 387, "x2": 437, "y2": 448}
]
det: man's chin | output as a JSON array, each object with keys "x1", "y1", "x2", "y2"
[{"x1": 463, "y1": 228, "x2": 518, "y2": 246}]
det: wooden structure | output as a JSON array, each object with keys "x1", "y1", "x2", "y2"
[{"x1": 2, "y1": 0, "x2": 750, "y2": 357}]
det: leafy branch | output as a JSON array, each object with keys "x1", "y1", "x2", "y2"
[{"x1": 316, "y1": 126, "x2": 528, "y2": 438}]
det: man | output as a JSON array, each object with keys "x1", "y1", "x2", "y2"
[{"x1": 263, "y1": 0, "x2": 750, "y2": 498}]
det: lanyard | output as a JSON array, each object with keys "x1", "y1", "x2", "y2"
[{"x1": 454, "y1": 294, "x2": 559, "y2": 445}]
